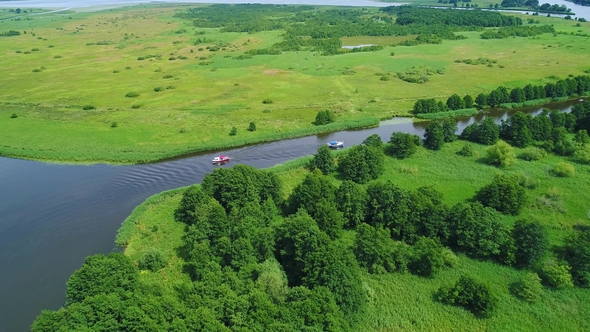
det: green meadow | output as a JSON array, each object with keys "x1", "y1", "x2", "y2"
[
  {"x1": 1, "y1": 5, "x2": 590, "y2": 163},
  {"x1": 116, "y1": 139, "x2": 590, "y2": 331}
]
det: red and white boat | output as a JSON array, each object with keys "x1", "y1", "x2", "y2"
[{"x1": 212, "y1": 155, "x2": 231, "y2": 163}]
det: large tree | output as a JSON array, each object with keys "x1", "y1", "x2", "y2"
[
  {"x1": 476, "y1": 174, "x2": 526, "y2": 215},
  {"x1": 308, "y1": 145, "x2": 335, "y2": 175},
  {"x1": 512, "y1": 220, "x2": 548, "y2": 268},
  {"x1": 424, "y1": 122, "x2": 445, "y2": 150},
  {"x1": 337, "y1": 145, "x2": 384, "y2": 184},
  {"x1": 387, "y1": 132, "x2": 421, "y2": 159}
]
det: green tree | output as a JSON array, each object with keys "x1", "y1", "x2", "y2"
[
  {"x1": 308, "y1": 145, "x2": 335, "y2": 175},
  {"x1": 313, "y1": 198, "x2": 344, "y2": 239},
  {"x1": 365, "y1": 181, "x2": 413, "y2": 241},
  {"x1": 354, "y1": 224, "x2": 401, "y2": 273},
  {"x1": 337, "y1": 145, "x2": 384, "y2": 184},
  {"x1": 510, "y1": 87, "x2": 526, "y2": 103},
  {"x1": 335, "y1": 180, "x2": 367, "y2": 229},
  {"x1": 314, "y1": 110, "x2": 335, "y2": 125},
  {"x1": 387, "y1": 132, "x2": 421, "y2": 159},
  {"x1": 424, "y1": 122, "x2": 445, "y2": 150},
  {"x1": 442, "y1": 118, "x2": 458, "y2": 142},
  {"x1": 437, "y1": 275, "x2": 497, "y2": 317},
  {"x1": 475, "y1": 93, "x2": 488, "y2": 108},
  {"x1": 500, "y1": 111, "x2": 533, "y2": 148},
  {"x1": 463, "y1": 94, "x2": 474, "y2": 108},
  {"x1": 485, "y1": 140, "x2": 517, "y2": 167},
  {"x1": 288, "y1": 169, "x2": 337, "y2": 215},
  {"x1": 446, "y1": 93, "x2": 465, "y2": 110},
  {"x1": 476, "y1": 174, "x2": 526, "y2": 215},
  {"x1": 574, "y1": 129, "x2": 590, "y2": 146},
  {"x1": 512, "y1": 220, "x2": 548, "y2": 268},
  {"x1": 229, "y1": 126, "x2": 237, "y2": 136},
  {"x1": 248, "y1": 122, "x2": 257, "y2": 131},
  {"x1": 539, "y1": 260, "x2": 574, "y2": 289},
  {"x1": 362, "y1": 134, "x2": 383, "y2": 148},
  {"x1": 510, "y1": 272, "x2": 543, "y2": 302},
  {"x1": 65, "y1": 253, "x2": 139, "y2": 305},
  {"x1": 409, "y1": 237, "x2": 446, "y2": 277},
  {"x1": 564, "y1": 228, "x2": 590, "y2": 287}
]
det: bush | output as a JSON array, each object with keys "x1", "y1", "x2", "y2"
[
  {"x1": 125, "y1": 91, "x2": 139, "y2": 98},
  {"x1": 575, "y1": 145, "x2": 590, "y2": 164},
  {"x1": 138, "y1": 249, "x2": 167, "y2": 272},
  {"x1": 408, "y1": 237, "x2": 447, "y2": 277},
  {"x1": 457, "y1": 143, "x2": 474, "y2": 156},
  {"x1": 476, "y1": 174, "x2": 527, "y2": 215},
  {"x1": 82, "y1": 105, "x2": 95, "y2": 110},
  {"x1": 168, "y1": 56, "x2": 176, "y2": 60},
  {"x1": 314, "y1": 110, "x2": 336, "y2": 126},
  {"x1": 125, "y1": 66, "x2": 131, "y2": 70},
  {"x1": 387, "y1": 132, "x2": 421, "y2": 159},
  {"x1": 262, "y1": 98, "x2": 273, "y2": 104},
  {"x1": 518, "y1": 147, "x2": 547, "y2": 161},
  {"x1": 166, "y1": 85, "x2": 176, "y2": 90},
  {"x1": 539, "y1": 260, "x2": 574, "y2": 289},
  {"x1": 163, "y1": 74, "x2": 173, "y2": 79},
  {"x1": 131, "y1": 104, "x2": 141, "y2": 109},
  {"x1": 510, "y1": 272, "x2": 543, "y2": 302},
  {"x1": 111, "y1": 122, "x2": 118, "y2": 128},
  {"x1": 32, "y1": 68, "x2": 42, "y2": 72},
  {"x1": 229, "y1": 126, "x2": 237, "y2": 136},
  {"x1": 485, "y1": 140, "x2": 517, "y2": 167},
  {"x1": 154, "y1": 86, "x2": 164, "y2": 92},
  {"x1": 437, "y1": 275, "x2": 497, "y2": 317},
  {"x1": 552, "y1": 162, "x2": 575, "y2": 177},
  {"x1": 137, "y1": 56, "x2": 145, "y2": 60},
  {"x1": 247, "y1": 122, "x2": 256, "y2": 132},
  {"x1": 10, "y1": 113, "x2": 17, "y2": 118}
]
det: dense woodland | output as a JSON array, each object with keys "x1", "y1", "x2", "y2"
[
  {"x1": 176, "y1": 5, "x2": 524, "y2": 55},
  {"x1": 32, "y1": 101, "x2": 590, "y2": 331}
]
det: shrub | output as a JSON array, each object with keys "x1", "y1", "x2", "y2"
[
  {"x1": 53, "y1": 55, "x2": 62, "y2": 59},
  {"x1": 32, "y1": 68, "x2": 42, "y2": 72},
  {"x1": 575, "y1": 145, "x2": 590, "y2": 164},
  {"x1": 262, "y1": 98, "x2": 273, "y2": 104},
  {"x1": 154, "y1": 86, "x2": 164, "y2": 92},
  {"x1": 82, "y1": 105, "x2": 95, "y2": 110},
  {"x1": 229, "y1": 126, "x2": 237, "y2": 136},
  {"x1": 387, "y1": 132, "x2": 421, "y2": 159},
  {"x1": 125, "y1": 66, "x2": 131, "y2": 70},
  {"x1": 552, "y1": 162, "x2": 575, "y2": 177},
  {"x1": 539, "y1": 260, "x2": 574, "y2": 289},
  {"x1": 125, "y1": 91, "x2": 139, "y2": 98},
  {"x1": 113, "y1": 70, "x2": 119, "y2": 73},
  {"x1": 137, "y1": 56, "x2": 145, "y2": 60},
  {"x1": 163, "y1": 74, "x2": 173, "y2": 79},
  {"x1": 457, "y1": 143, "x2": 474, "y2": 156},
  {"x1": 31, "y1": 48, "x2": 39, "y2": 51},
  {"x1": 518, "y1": 147, "x2": 547, "y2": 161},
  {"x1": 48, "y1": 45, "x2": 54, "y2": 48},
  {"x1": 10, "y1": 113, "x2": 18, "y2": 118},
  {"x1": 408, "y1": 237, "x2": 447, "y2": 277},
  {"x1": 247, "y1": 122, "x2": 256, "y2": 132},
  {"x1": 510, "y1": 272, "x2": 543, "y2": 302},
  {"x1": 485, "y1": 140, "x2": 516, "y2": 167},
  {"x1": 15, "y1": 50, "x2": 22, "y2": 53},
  {"x1": 131, "y1": 104, "x2": 141, "y2": 109},
  {"x1": 314, "y1": 110, "x2": 335, "y2": 126},
  {"x1": 138, "y1": 249, "x2": 167, "y2": 272},
  {"x1": 166, "y1": 85, "x2": 176, "y2": 90},
  {"x1": 169, "y1": 56, "x2": 176, "y2": 60},
  {"x1": 564, "y1": 228, "x2": 590, "y2": 287},
  {"x1": 111, "y1": 122, "x2": 118, "y2": 128},
  {"x1": 437, "y1": 275, "x2": 497, "y2": 317}
]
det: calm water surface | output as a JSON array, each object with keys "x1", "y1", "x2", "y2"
[{"x1": 0, "y1": 100, "x2": 581, "y2": 331}]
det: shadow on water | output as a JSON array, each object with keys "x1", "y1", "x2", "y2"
[{"x1": 0, "y1": 98, "x2": 582, "y2": 332}]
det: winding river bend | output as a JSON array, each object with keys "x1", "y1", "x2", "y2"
[{"x1": 0, "y1": 100, "x2": 581, "y2": 331}]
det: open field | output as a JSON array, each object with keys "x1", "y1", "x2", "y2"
[
  {"x1": 109, "y1": 139, "x2": 590, "y2": 331},
  {"x1": 1, "y1": 5, "x2": 590, "y2": 163}
]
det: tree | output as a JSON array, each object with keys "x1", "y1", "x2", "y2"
[
  {"x1": 510, "y1": 87, "x2": 526, "y2": 103},
  {"x1": 500, "y1": 111, "x2": 533, "y2": 148},
  {"x1": 288, "y1": 169, "x2": 336, "y2": 216},
  {"x1": 485, "y1": 140, "x2": 517, "y2": 167},
  {"x1": 437, "y1": 275, "x2": 497, "y2": 317},
  {"x1": 409, "y1": 237, "x2": 447, "y2": 277},
  {"x1": 387, "y1": 132, "x2": 420, "y2": 159},
  {"x1": 15, "y1": 8, "x2": 21, "y2": 14},
  {"x1": 335, "y1": 181, "x2": 366, "y2": 229},
  {"x1": 539, "y1": 260, "x2": 574, "y2": 289},
  {"x1": 424, "y1": 122, "x2": 445, "y2": 150},
  {"x1": 365, "y1": 181, "x2": 413, "y2": 241},
  {"x1": 354, "y1": 224, "x2": 402, "y2": 273},
  {"x1": 314, "y1": 110, "x2": 335, "y2": 125},
  {"x1": 362, "y1": 134, "x2": 383, "y2": 148},
  {"x1": 446, "y1": 94, "x2": 465, "y2": 110},
  {"x1": 510, "y1": 272, "x2": 543, "y2": 302},
  {"x1": 564, "y1": 228, "x2": 590, "y2": 287},
  {"x1": 476, "y1": 174, "x2": 526, "y2": 215},
  {"x1": 308, "y1": 145, "x2": 335, "y2": 175},
  {"x1": 442, "y1": 118, "x2": 458, "y2": 142},
  {"x1": 313, "y1": 198, "x2": 344, "y2": 239},
  {"x1": 248, "y1": 122, "x2": 257, "y2": 131},
  {"x1": 65, "y1": 253, "x2": 139, "y2": 305},
  {"x1": 512, "y1": 220, "x2": 548, "y2": 268},
  {"x1": 337, "y1": 145, "x2": 384, "y2": 184},
  {"x1": 475, "y1": 93, "x2": 488, "y2": 108},
  {"x1": 174, "y1": 185, "x2": 211, "y2": 225},
  {"x1": 463, "y1": 95, "x2": 474, "y2": 109},
  {"x1": 229, "y1": 126, "x2": 237, "y2": 136},
  {"x1": 574, "y1": 129, "x2": 590, "y2": 146}
]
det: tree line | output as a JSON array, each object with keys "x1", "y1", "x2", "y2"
[{"x1": 413, "y1": 74, "x2": 590, "y2": 115}]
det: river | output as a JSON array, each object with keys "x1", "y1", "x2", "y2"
[{"x1": 0, "y1": 100, "x2": 582, "y2": 331}]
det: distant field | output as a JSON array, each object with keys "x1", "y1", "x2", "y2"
[{"x1": 0, "y1": 4, "x2": 589, "y2": 163}]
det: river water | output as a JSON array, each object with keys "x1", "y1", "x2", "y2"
[{"x1": 0, "y1": 100, "x2": 582, "y2": 331}]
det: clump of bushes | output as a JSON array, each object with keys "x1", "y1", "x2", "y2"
[
  {"x1": 168, "y1": 56, "x2": 176, "y2": 60},
  {"x1": 262, "y1": 98, "x2": 273, "y2": 104},
  {"x1": 552, "y1": 162, "x2": 575, "y2": 177},
  {"x1": 163, "y1": 74, "x2": 173, "y2": 79},
  {"x1": 125, "y1": 92, "x2": 139, "y2": 98},
  {"x1": 82, "y1": 105, "x2": 95, "y2": 110},
  {"x1": 518, "y1": 147, "x2": 547, "y2": 161},
  {"x1": 485, "y1": 140, "x2": 516, "y2": 167},
  {"x1": 314, "y1": 110, "x2": 335, "y2": 126},
  {"x1": 138, "y1": 249, "x2": 167, "y2": 272},
  {"x1": 457, "y1": 143, "x2": 474, "y2": 156},
  {"x1": 437, "y1": 275, "x2": 497, "y2": 317},
  {"x1": 154, "y1": 86, "x2": 164, "y2": 92}
]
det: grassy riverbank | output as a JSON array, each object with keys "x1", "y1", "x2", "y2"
[
  {"x1": 112, "y1": 139, "x2": 590, "y2": 331},
  {"x1": 1, "y1": 5, "x2": 590, "y2": 163}
]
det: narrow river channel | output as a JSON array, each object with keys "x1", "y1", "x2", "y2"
[{"x1": 0, "y1": 99, "x2": 582, "y2": 331}]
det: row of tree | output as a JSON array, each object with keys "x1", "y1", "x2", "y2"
[
  {"x1": 480, "y1": 24, "x2": 554, "y2": 39},
  {"x1": 413, "y1": 74, "x2": 590, "y2": 114}
]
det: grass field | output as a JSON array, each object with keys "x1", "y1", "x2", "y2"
[
  {"x1": 116, "y1": 140, "x2": 590, "y2": 331},
  {"x1": 1, "y1": 5, "x2": 590, "y2": 163}
]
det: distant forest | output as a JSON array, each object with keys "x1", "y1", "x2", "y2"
[{"x1": 176, "y1": 5, "x2": 523, "y2": 55}]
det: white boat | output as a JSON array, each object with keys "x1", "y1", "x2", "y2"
[
  {"x1": 327, "y1": 140, "x2": 344, "y2": 149},
  {"x1": 212, "y1": 155, "x2": 230, "y2": 163}
]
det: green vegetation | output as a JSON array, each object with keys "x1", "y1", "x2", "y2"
[
  {"x1": 33, "y1": 108, "x2": 590, "y2": 329},
  {"x1": 1, "y1": 4, "x2": 590, "y2": 163}
]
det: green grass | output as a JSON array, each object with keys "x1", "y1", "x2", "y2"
[
  {"x1": 117, "y1": 139, "x2": 590, "y2": 331},
  {"x1": 1, "y1": 5, "x2": 590, "y2": 163}
]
